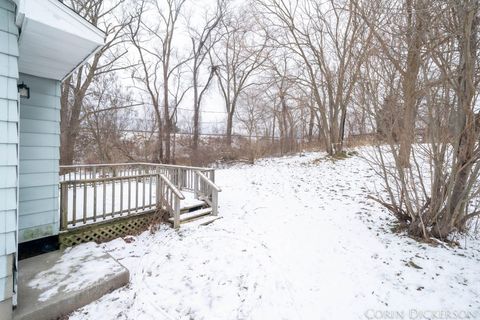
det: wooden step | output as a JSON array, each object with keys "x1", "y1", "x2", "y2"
[
  {"x1": 185, "y1": 215, "x2": 222, "y2": 227},
  {"x1": 180, "y1": 201, "x2": 206, "y2": 213},
  {"x1": 168, "y1": 208, "x2": 212, "y2": 223}
]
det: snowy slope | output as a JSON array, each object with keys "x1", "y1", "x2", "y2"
[{"x1": 69, "y1": 149, "x2": 480, "y2": 320}]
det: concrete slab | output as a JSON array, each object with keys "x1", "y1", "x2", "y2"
[{"x1": 14, "y1": 243, "x2": 129, "y2": 320}]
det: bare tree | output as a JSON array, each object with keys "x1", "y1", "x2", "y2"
[
  {"x1": 255, "y1": 0, "x2": 371, "y2": 156},
  {"x1": 189, "y1": 1, "x2": 225, "y2": 161},
  {"x1": 125, "y1": 108, "x2": 159, "y2": 162},
  {"x1": 79, "y1": 72, "x2": 135, "y2": 163},
  {"x1": 236, "y1": 88, "x2": 271, "y2": 163},
  {"x1": 264, "y1": 53, "x2": 300, "y2": 154},
  {"x1": 354, "y1": 0, "x2": 428, "y2": 167},
  {"x1": 61, "y1": 0, "x2": 133, "y2": 165},
  {"x1": 211, "y1": 8, "x2": 268, "y2": 147},
  {"x1": 427, "y1": 0, "x2": 480, "y2": 237},
  {"x1": 129, "y1": 0, "x2": 190, "y2": 163},
  {"x1": 362, "y1": 0, "x2": 480, "y2": 239}
]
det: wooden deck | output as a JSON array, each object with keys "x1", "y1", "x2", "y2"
[
  {"x1": 64, "y1": 184, "x2": 205, "y2": 228},
  {"x1": 58, "y1": 163, "x2": 221, "y2": 243}
]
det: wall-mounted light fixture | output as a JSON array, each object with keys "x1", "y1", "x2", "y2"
[{"x1": 17, "y1": 82, "x2": 30, "y2": 99}]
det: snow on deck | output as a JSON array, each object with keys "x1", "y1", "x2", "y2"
[{"x1": 69, "y1": 149, "x2": 480, "y2": 319}]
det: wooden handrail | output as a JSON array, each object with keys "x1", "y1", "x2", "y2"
[
  {"x1": 59, "y1": 173, "x2": 157, "y2": 185},
  {"x1": 194, "y1": 170, "x2": 221, "y2": 216},
  {"x1": 158, "y1": 173, "x2": 185, "y2": 200},
  {"x1": 60, "y1": 162, "x2": 214, "y2": 172},
  {"x1": 194, "y1": 170, "x2": 222, "y2": 192},
  {"x1": 59, "y1": 172, "x2": 159, "y2": 231}
]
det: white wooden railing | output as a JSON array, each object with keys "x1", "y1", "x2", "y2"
[
  {"x1": 59, "y1": 173, "x2": 159, "y2": 229},
  {"x1": 60, "y1": 162, "x2": 215, "y2": 191},
  {"x1": 157, "y1": 173, "x2": 185, "y2": 229},
  {"x1": 194, "y1": 170, "x2": 222, "y2": 216},
  {"x1": 59, "y1": 163, "x2": 220, "y2": 231}
]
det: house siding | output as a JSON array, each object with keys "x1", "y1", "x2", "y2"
[
  {"x1": 0, "y1": 0, "x2": 18, "y2": 318},
  {"x1": 18, "y1": 73, "x2": 61, "y2": 243}
]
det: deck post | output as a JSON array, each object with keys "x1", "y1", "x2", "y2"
[
  {"x1": 180, "y1": 168, "x2": 185, "y2": 189},
  {"x1": 173, "y1": 168, "x2": 177, "y2": 188},
  {"x1": 212, "y1": 189, "x2": 218, "y2": 216},
  {"x1": 194, "y1": 172, "x2": 199, "y2": 199},
  {"x1": 60, "y1": 183, "x2": 69, "y2": 230},
  {"x1": 156, "y1": 170, "x2": 161, "y2": 209},
  {"x1": 83, "y1": 182, "x2": 87, "y2": 224},
  {"x1": 173, "y1": 197, "x2": 180, "y2": 229}
]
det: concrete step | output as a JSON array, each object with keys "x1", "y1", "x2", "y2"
[
  {"x1": 169, "y1": 208, "x2": 212, "y2": 223},
  {"x1": 14, "y1": 243, "x2": 129, "y2": 320}
]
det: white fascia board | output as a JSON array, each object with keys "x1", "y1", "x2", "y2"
[
  {"x1": 15, "y1": 0, "x2": 105, "y2": 43},
  {"x1": 14, "y1": 0, "x2": 106, "y2": 81},
  {"x1": 61, "y1": 41, "x2": 104, "y2": 82}
]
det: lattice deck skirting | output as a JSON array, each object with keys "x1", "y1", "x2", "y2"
[{"x1": 59, "y1": 210, "x2": 163, "y2": 248}]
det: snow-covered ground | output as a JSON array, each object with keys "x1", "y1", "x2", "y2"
[{"x1": 69, "y1": 149, "x2": 480, "y2": 320}]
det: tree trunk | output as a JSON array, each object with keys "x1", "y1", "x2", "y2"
[
  {"x1": 153, "y1": 105, "x2": 163, "y2": 163},
  {"x1": 61, "y1": 133, "x2": 76, "y2": 166},
  {"x1": 434, "y1": 1, "x2": 478, "y2": 237},
  {"x1": 60, "y1": 100, "x2": 82, "y2": 166},
  {"x1": 192, "y1": 60, "x2": 200, "y2": 154},
  {"x1": 338, "y1": 105, "x2": 348, "y2": 153},
  {"x1": 398, "y1": 75, "x2": 418, "y2": 167},
  {"x1": 60, "y1": 77, "x2": 72, "y2": 167},
  {"x1": 225, "y1": 108, "x2": 234, "y2": 147},
  {"x1": 60, "y1": 53, "x2": 100, "y2": 165},
  {"x1": 192, "y1": 90, "x2": 200, "y2": 152},
  {"x1": 398, "y1": 0, "x2": 423, "y2": 168},
  {"x1": 281, "y1": 96, "x2": 289, "y2": 154},
  {"x1": 157, "y1": 128, "x2": 163, "y2": 163},
  {"x1": 308, "y1": 108, "x2": 315, "y2": 143},
  {"x1": 163, "y1": 67, "x2": 171, "y2": 163}
]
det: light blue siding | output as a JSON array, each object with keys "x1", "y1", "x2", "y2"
[
  {"x1": 0, "y1": 166, "x2": 16, "y2": 188},
  {"x1": 0, "y1": 100, "x2": 18, "y2": 122},
  {"x1": 19, "y1": 146, "x2": 59, "y2": 160},
  {"x1": 19, "y1": 172, "x2": 58, "y2": 188},
  {"x1": 19, "y1": 200, "x2": 58, "y2": 218},
  {"x1": 0, "y1": 189, "x2": 16, "y2": 211},
  {"x1": 20, "y1": 133, "x2": 59, "y2": 147},
  {"x1": 0, "y1": 0, "x2": 17, "y2": 316},
  {"x1": 18, "y1": 73, "x2": 61, "y2": 243},
  {"x1": 0, "y1": 54, "x2": 18, "y2": 78},
  {"x1": 19, "y1": 160, "x2": 57, "y2": 174},
  {"x1": 20, "y1": 118, "x2": 60, "y2": 134},
  {"x1": 20, "y1": 105, "x2": 60, "y2": 122},
  {"x1": 0, "y1": 121, "x2": 17, "y2": 144}
]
